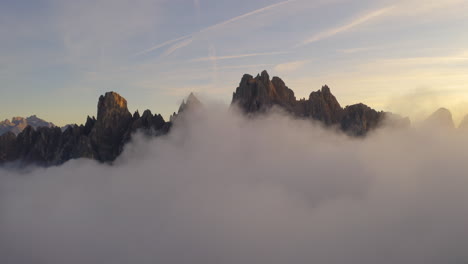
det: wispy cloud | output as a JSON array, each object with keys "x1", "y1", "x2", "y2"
[
  {"x1": 191, "y1": 51, "x2": 288, "y2": 62},
  {"x1": 299, "y1": 6, "x2": 394, "y2": 47},
  {"x1": 337, "y1": 46, "x2": 382, "y2": 54},
  {"x1": 274, "y1": 60, "x2": 310, "y2": 73},
  {"x1": 198, "y1": 0, "x2": 297, "y2": 33},
  {"x1": 134, "y1": 35, "x2": 192, "y2": 57},
  {"x1": 161, "y1": 37, "x2": 193, "y2": 57},
  {"x1": 134, "y1": 0, "x2": 297, "y2": 56},
  {"x1": 218, "y1": 64, "x2": 275, "y2": 70}
]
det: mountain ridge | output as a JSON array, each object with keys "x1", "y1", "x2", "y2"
[
  {"x1": 3, "y1": 70, "x2": 464, "y2": 167},
  {"x1": 232, "y1": 70, "x2": 408, "y2": 136},
  {"x1": 0, "y1": 115, "x2": 55, "y2": 136}
]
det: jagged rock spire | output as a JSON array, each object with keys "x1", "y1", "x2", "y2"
[
  {"x1": 232, "y1": 70, "x2": 296, "y2": 113},
  {"x1": 232, "y1": 71, "x2": 403, "y2": 136}
]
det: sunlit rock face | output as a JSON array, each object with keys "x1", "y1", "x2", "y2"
[
  {"x1": 232, "y1": 70, "x2": 399, "y2": 136},
  {"x1": 423, "y1": 108, "x2": 455, "y2": 129}
]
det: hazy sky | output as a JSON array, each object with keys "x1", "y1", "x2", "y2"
[{"x1": 1, "y1": 0, "x2": 468, "y2": 125}]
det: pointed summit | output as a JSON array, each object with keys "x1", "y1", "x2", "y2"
[
  {"x1": 424, "y1": 108, "x2": 455, "y2": 128},
  {"x1": 177, "y1": 92, "x2": 202, "y2": 114}
]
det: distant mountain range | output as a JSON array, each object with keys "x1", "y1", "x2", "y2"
[
  {"x1": 0, "y1": 70, "x2": 466, "y2": 167},
  {"x1": 0, "y1": 115, "x2": 55, "y2": 135}
]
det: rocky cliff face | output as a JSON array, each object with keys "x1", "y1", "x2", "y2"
[
  {"x1": 90, "y1": 92, "x2": 133, "y2": 161},
  {"x1": 0, "y1": 91, "x2": 170, "y2": 166},
  {"x1": 232, "y1": 71, "x2": 296, "y2": 113},
  {"x1": 232, "y1": 70, "x2": 403, "y2": 136}
]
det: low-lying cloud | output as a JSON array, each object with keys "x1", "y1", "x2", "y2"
[{"x1": 1, "y1": 105, "x2": 468, "y2": 264}]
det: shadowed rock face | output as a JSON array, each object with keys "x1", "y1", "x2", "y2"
[
  {"x1": 90, "y1": 92, "x2": 133, "y2": 161},
  {"x1": 232, "y1": 70, "x2": 400, "y2": 136},
  {"x1": 232, "y1": 71, "x2": 296, "y2": 113},
  {"x1": 295, "y1": 85, "x2": 343, "y2": 125},
  {"x1": 341, "y1": 103, "x2": 385, "y2": 136},
  {"x1": 0, "y1": 91, "x2": 170, "y2": 166}
]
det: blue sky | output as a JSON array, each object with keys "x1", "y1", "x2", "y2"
[{"x1": 1, "y1": 0, "x2": 468, "y2": 125}]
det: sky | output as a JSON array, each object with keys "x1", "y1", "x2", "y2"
[{"x1": 1, "y1": 0, "x2": 468, "y2": 126}]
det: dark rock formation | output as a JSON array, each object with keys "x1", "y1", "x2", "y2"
[
  {"x1": 0, "y1": 115, "x2": 55, "y2": 135},
  {"x1": 341, "y1": 103, "x2": 385, "y2": 136},
  {"x1": 295, "y1": 85, "x2": 343, "y2": 125},
  {"x1": 89, "y1": 92, "x2": 133, "y2": 161},
  {"x1": 232, "y1": 70, "x2": 405, "y2": 136},
  {"x1": 0, "y1": 91, "x2": 170, "y2": 166},
  {"x1": 423, "y1": 108, "x2": 455, "y2": 129},
  {"x1": 0, "y1": 131, "x2": 16, "y2": 163},
  {"x1": 232, "y1": 70, "x2": 296, "y2": 113}
]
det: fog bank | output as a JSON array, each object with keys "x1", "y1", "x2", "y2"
[{"x1": 1, "y1": 105, "x2": 468, "y2": 264}]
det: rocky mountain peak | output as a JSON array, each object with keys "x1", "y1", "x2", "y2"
[
  {"x1": 96, "y1": 92, "x2": 130, "y2": 121},
  {"x1": 170, "y1": 93, "x2": 203, "y2": 122},
  {"x1": 301, "y1": 85, "x2": 343, "y2": 125},
  {"x1": 424, "y1": 108, "x2": 455, "y2": 128},
  {"x1": 232, "y1": 70, "x2": 296, "y2": 113},
  {"x1": 232, "y1": 71, "x2": 406, "y2": 135},
  {"x1": 0, "y1": 115, "x2": 55, "y2": 136},
  {"x1": 90, "y1": 92, "x2": 133, "y2": 161}
]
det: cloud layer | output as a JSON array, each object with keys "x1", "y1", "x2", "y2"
[{"x1": 1, "y1": 105, "x2": 468, "y2": 264}]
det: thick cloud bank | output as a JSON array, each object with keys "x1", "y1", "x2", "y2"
[{"x1": 1, "y1": 106, "x2": 468, "y2": 264}]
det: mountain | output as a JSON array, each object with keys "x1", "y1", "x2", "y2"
[
  {"x1": 423, "y1": 108, "x2": 455, "y2": 129},
  {"x1": 0, "y1": 115, "x2": 55, "y2": 135},
  {"x1": 1, "y1": 71, "x2": 410, "y2": 167},
  {"x1": 232, "y1": 70, "x2": 407, "y2": 136},
  {"x1": 459, "y1": 114, "x2": 468, "y2": 129},
  {"x1": 0, "y1": 92, "x2": 170, "y2": 166},
  {"x1": 170, "y1": 92, "x2": 203, "y2": 122}
]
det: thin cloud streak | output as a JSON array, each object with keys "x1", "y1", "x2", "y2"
[
  {"x1": 134, "y1": 0, "x2": 297, "y2": 56},
  {"x1": 299, "y1": 6, "x2": 394, "y2": 47},
  {"x1": 198, "y1": 0, "x2": 297, "y2": 33},
  {"x1": 274, "y1": 60, "x2": 310, "y2": 73},
  {"x1": 161, "y1": 37, "x2": 193, "y2": 57},
  {"x1": 133, "y1": 35, "x2": 192, "y2": 57},
  {"x1": 191, "y1": 52, "x2": 289, "y2": 62}
]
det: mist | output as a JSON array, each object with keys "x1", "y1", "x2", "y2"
[{"x1": 1, "y1": 105, "x2": 468, "y2": 264}]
